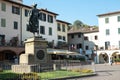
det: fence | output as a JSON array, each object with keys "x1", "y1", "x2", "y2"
[{"x1": 0, "y1": 60, "x2": 95, "y2": 80}]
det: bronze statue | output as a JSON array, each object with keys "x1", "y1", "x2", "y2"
[{"x1": 27, "y1": 4, "x2": 40, "y2": 35}]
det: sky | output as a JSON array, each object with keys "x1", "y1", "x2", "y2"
[{"x1": 23, "y1": 0, "x2": 120, "y2": 26}]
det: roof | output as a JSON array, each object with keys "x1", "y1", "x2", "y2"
[
  {"x1": 3, "y1": 0, "x2": 58, "y2": 15},
  {"x1": 4, "y1": 0, "x2": 31, "y2": 8},
  {"x1": 97, "y1": 10, "x2": 120, "y2": 17},
  {"x1": 56, "y1": 20, "x2": 71, "y2": 25},
  {"x1": 68, "y1": 27, "x2": 99, "y2": 34},
  {"x1": 40, "y1": 9, "x2": 58, "y2": 16}
]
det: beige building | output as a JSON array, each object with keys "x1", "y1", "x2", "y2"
[
  {"x1": 0, "y1": 0, "x2": 71, "y2": 47},
  {"x1": 0, "y1": 0, "x2": 71, "y2": 62},
  {"x1": 57, "y1": 20, "x2": 70, "y2": 41}
]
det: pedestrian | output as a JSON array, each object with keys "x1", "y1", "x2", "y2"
[{"x1": 110, "y1": 58, "x2": 113, "y2": 66}]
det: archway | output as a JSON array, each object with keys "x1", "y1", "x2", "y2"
[
  {"x1": 99, "y1": 53, "x2": 109, "y2": 63},
  {"x1": 0, "y1": 50, "x2": 16, "y2": 63},
  {"x1": 112, "y1": 52, "x2": 120, "y2": 62}
]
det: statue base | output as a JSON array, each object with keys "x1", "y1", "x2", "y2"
[{"x1": 12, "y1": 36, "x2": 52, "y2": 73}]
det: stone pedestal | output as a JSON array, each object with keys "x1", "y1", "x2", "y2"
[{"x1": 12, "y1": 36, "x2": 51, "y2": 73}]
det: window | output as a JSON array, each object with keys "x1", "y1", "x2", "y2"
[
  {"x1": 25, "y1": 9, "x2": 29, "y2": 17},
  {"x1": 1, "y1": 3, "x2": 6, "y2": 11},
  {"x1": 118, "y1": 16, "x2": 120, "y2": 22},
  {"x1": 49, "y1": 27, "x2": 52, "y2": 35},
  {"x1": 95, "y1": 35, "x2": 98, "y2": 40},
  {"x1": 85, "y1": 46, "x2": 89, "y2": 50},
  {"x1": 105, "y1": 18, "x2": 109, "y2": 23},
  {"x1": 40, "y1": 26, "x2": 45, "y2": 34},
  {"x1": 57, "y1": 23, "x2": 61, "y2": 31},
  {"x1": 12, "y1": 6, "x2": 20, "y2": 15},
  {"x1": 71, "y1": 34, "x2": 74, "y2": 39},
  {"x1": 26, "y1": 24, "x2": 29, "y2": 31},
  {"x1": 48, "y1": 15, "x2": 53, "y2": 23},
  {"x1": 77, "y1": 43, "x2": 82, "y2": 49},
  {"x1": 105, "y1": 41, "x2": 110, "y2": 50},
  {"x1": 63, "y1": 36, "x2": 66, "y2": 41},
  {"x1": 39, "y1": 12, "x2": 46, "y2": 21},
  {"x1": 14, "y1": 21, "x2": 18, "y2": 29},
  {"x1": 58, "y1": 35, "x2": 62, "y2": 39},
  {"x1": 119, "y1": 41, "x2": 120, "y2": 49},
  {"x1": 118, "y1": 28, "x2": 120, "y2": 34},
  {"x1": 78, "y1": 34, "x2": 81, "y2": 38},
  {"x1": 62, "y1": 24, "x2": 65, "y2": 32},
  {"x1": 1, "y1": 18, "x2": 6, "y2": 27},
  {"x1": 84, "y1": 36, "x2": 88, "y2": 40},
  {"x1": 106, "y1": 29, "x2": 110, "y2": 35}
]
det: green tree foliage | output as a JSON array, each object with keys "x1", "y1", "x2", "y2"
[{"x1": 71, "y1": 20, "x2": 98, "y2": 30}]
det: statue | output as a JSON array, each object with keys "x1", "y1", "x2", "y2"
[{"x1": 27, "y1": 4, "x2": 40, "y2": 36}]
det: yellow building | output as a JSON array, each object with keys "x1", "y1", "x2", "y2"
[{"x1": 56, "y1": 20, "x2": 71, "y2": 48}]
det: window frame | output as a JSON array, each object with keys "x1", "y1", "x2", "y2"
[
  {"x1": 1, "y1": 18, "x2": 6, "y2": 27},
  {"x1": 40, "y1": 26, "x2": 45, "y2": 34},
  {"x1": 1, "y1": 2, "x2": 6, "y2": 11},
  {"x1": 118, "y1": 16, "x2": 120, "y2": 22},
  {"x1": 106, "y1": 29, "x2": 110, "y2": 35},
  {"x1": 62, "y1": 24, "x2": 65, "y2": 32},
  {"x1": 49, "y1": 27, "x2": 52, "y2": 35},
  {"x1": 14, "y1": 21, "x2": 18, "y2": 30},
  {"x1": 48, "y1": 15, "x2": 53, "y2": 23},
  {"x1": 12, "y1": 6, "x2": 20, "y2": 15},
  {"x1": 105, "y1": 18, "x2": 109, "y2": 23},
  {"x1": 57, "y1": 23, "x2": 61, "y2": 31}
]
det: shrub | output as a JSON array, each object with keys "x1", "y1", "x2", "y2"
[
  {"x1": 114, "y1": 58, "x2": 120, "y2": 62},
  {"x1": 70, "y1": 68, "x2": 93, "y2": 73},
  {"x1": 0, "y1": 68, "x2": 3, "y2": 72},
  {"x1": 20, "y1": 72, "x2": 40, "y2": 80}
]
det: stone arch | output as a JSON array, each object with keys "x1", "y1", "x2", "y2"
[
  {"x1": 19, "y1": 51, "x2": 25, "y2": 56},
  {"x1": 99, "y1": 52, "x2": 109, "y2": 63},
  {"x1": 0, "y1": 50, "x2": 16, "y2": 63},
  {"x1": 112, "y1": 51, "x2": 120, "y2": 62}
]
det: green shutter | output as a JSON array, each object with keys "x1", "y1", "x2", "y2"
[
  {"x1": 118, "y1": 28, "x2": 120, "y2": 34},
  {"x1": 1, "y1": 19, "x2": 6, "y2": 27},
  {"x1": 106, "y1": 29, "x2": 109, "y2": 35},
  {"x1": 49, "y1": 27, "x2": 52, "y2": 35},
  {"x1": 105, "y1": 18, "x2": 109, "y2": 23},
  {"x1": 1, "y1": 3, "x2": 6, "y2": 11}
]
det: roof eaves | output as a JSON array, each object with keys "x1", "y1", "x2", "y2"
[
  {"x1": 97, "y1": 11, "x2": 120, "y2": 17},
  {"x1": 56, "y1": 20, "x2": 71, "y2": 25},
  {"x1": 40, "y1": 9, "x2": 59, "y2": 16}
]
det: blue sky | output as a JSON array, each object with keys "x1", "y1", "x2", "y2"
[{"x1": 23, "y1": 0, "x2": 120, "y2": 26}]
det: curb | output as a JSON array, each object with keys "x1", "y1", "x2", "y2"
[{"x1": 49, "y1": 73, "x2": 97, "y2": 80}]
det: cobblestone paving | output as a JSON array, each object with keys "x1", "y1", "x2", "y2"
[{"x1": 67, "y1": 64, "x2": 120, "y2": 80}]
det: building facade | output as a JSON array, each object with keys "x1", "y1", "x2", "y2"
[
  {"x1": 68, "y1": 27, "x2": 99, "y2": 60},
  {"x1": 0, "y1": 0, "x2": 70, "y2": 62},
  {"x1": 97, "y1": 11, "x2": 120, "y2": 64},
  {"x1": 0, "y1": 0, "x2": 70, "y2": 47}
]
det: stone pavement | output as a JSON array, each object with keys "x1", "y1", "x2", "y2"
[{"x1": 67, "y1": 64, "x2": 120, "y2": 80}]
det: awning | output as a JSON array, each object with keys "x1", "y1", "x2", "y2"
[{"x1": 47, "y1": 48, "x2": 82, "y2": 56}]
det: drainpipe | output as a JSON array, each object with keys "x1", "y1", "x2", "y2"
[{"x1": 20, "y1": 6, "x2": 23, "y2": 46}]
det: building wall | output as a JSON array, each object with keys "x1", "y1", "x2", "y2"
[
  {"x1": 57, "y1": 21, "x2": 68, "y2": 42},
  {"x1": 84, "y1": 32, "x2": 99, "y2": 50},
  {"x1": 98, "y1": 13, "x2": 120, "y2": 50},
  {"x1": 0, "y1": 1, "x2": 21, "y2": 44},
  {"x1": 39, "y1": 12, "x2": 58, "y2": 46},
  {"x1": 0, "y1": 1, "x2": 70, "y2": 46},
  {"x1": 68, "y1": 33, "x2": 84, "y2": 51}
]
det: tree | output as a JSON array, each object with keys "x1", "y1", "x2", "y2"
[{"x1": 74, "y1": 20, "x2": 83, "y2": 29}]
